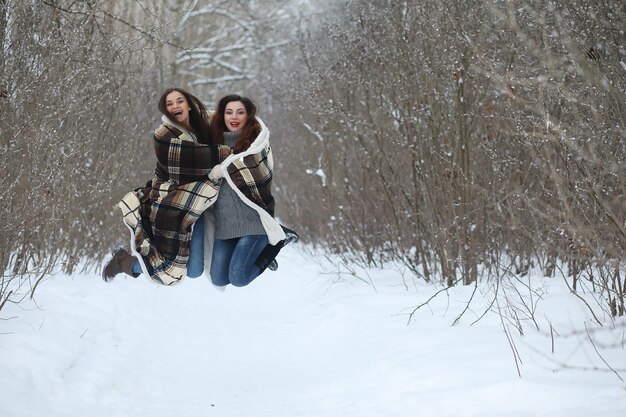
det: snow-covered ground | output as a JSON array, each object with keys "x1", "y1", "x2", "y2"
[{"x1": 1, "y1": 246, "x2": 625, "y2": 417}]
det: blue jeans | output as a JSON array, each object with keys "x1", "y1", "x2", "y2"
[
  {"x1": 187, "y1": 214, "x2": 205, "y2": 278},
  {"x1": 131, "y1": 214, "x2": 205, "y2": 277},
  {"x1": 210, "y1": 235, "x2": 269, "y2": 287}
]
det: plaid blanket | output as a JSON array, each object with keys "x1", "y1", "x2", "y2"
[
  {"x1": 226, "y1": 143, "x2": 275, "y2": 216},
  {"x1": 118, "y1": 120, "x2": 231, "y2": 285},
  {"x1": 118, "y1": 116, "x2": 285, "y2": 286}
]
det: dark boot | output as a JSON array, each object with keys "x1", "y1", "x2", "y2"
[
  {"x1": 255, "y1": 244, "x2": 280, "y2": 273},
  {"x1": 281, "y1": 225, "x2": 300, "y2": 245},
  {"x1": 255, "y1": 225, "x2": 300, "y2": 273},
  {"x1": 268, "y1": 259, "x2": 278, "y2": 271},
  {"x1": 102, "y1": 248, "x2": 140, "y2": 282}
]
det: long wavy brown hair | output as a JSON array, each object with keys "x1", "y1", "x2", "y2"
[
  {"x1": 210, "y1": 94, "x2": 261, "y2": 153},
  {"x1": 157, "y1": 87, "x2": 213, "y2": 144}
]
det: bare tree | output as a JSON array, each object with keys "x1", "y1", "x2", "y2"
[
  {"x1": 265, "y1": 0, "x2": 626, "y2": 316},
  {"x1": 169, "y1": 0, "x2": 294, "y2": 102},
  {"x1": 0, "y1": 0, "x2": 180, "y2": 310}
]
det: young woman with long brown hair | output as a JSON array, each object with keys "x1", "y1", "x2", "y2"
[
  {"x1": 205, "y1": 94, "x2": 298, "y2": 288},
  {"x1": 103, "y1": 87, "x2": 230, "y2": 285}
]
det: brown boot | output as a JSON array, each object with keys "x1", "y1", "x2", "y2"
[{"x1": 102, "y1": 248, "x2": 140, "y2": 282}]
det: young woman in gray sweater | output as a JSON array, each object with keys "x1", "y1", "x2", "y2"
[{"x1": 204, "y1": 94, "x2": 298, "y2": 288}]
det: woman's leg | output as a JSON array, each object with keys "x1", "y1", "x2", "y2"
[
  {"x1": 228, "y1": 235, "x2": 270, "y2": 287},
  {"x1": 186, "y1": 215, "x2": 205, "y2": 278},
  {"x1": 210, "y1": 238, "x2": 236, "y2": 286}
]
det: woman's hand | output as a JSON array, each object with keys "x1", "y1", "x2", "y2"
[{"x1": 209, "y1": 165, "x2": 224, "y2": 180}]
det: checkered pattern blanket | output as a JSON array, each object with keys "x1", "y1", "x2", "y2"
[{"x1": 118, "y1": 117, "x2": 285, "y2": 286}]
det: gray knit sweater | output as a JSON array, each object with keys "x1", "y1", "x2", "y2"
[{"x1": 213, "y1": 131, "x2": 266, "y2": 240}]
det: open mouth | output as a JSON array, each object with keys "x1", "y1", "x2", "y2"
[{"x1": 173, "y1": 110, "x2": 183, "y2": 117}]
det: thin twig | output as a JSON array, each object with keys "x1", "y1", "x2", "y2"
[
  {"x1": 407, "y1": 275, "x2": 464, "y2": 325},
  {"x1": 585, "y1": 322, "x2": 623, "y2": 382},
  {"x1": 452, "y1": 276, "x2": 479, "y2": 326},
  {"x1": 41, "y1": 0, "x2": 189, "y2": 51},
  {"x1": 499, "y1": 296, "x2": 523, "y2": 378}
]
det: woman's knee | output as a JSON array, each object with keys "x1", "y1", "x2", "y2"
[
  {"x1": 187, "y1": 267, "x2": 203, "y2": 278},
  {"x1": 211, "y1": 273, "x2": 230, "y2": 286},
  {"x1": 228, "y1": 264, "x2": 260, "y2": 287},
  {"x1": 228, "y1": 275, "x2": 252, "y2": 287}
]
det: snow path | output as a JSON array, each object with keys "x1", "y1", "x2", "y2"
[{"x1": 1, "y1": 247, "x2": 625, "y2": 417}]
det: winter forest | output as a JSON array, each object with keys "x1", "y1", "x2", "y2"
[
  {"x1": 1, "y1": 0, "x2": 626, "y2": 414},
  {"x1": 3, "y1": 0, "x2": 625, "y2": 316}
]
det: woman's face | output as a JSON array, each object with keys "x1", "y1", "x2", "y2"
[
  {"x1": 165, "y1": 91, "x2": 191, "y2": 127},
  {"x1": 224, "y1": 101, "x2": 248, "y2": 132}
]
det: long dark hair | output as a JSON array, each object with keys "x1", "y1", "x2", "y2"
[
  {"x1": 158, "y1": 87, "x2": 213, "y2": 144},
  {"x1": 210, "y1": 94, "x2": 261, "y2": 153}
]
